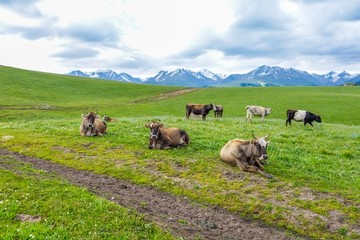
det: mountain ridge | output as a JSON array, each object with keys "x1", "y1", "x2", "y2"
[{"x1": 68, "y1": 65, "x2": 359, "y2": 87}]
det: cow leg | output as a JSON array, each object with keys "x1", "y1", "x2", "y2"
[
  {"x1": 236, "y1": 159, "x2": 272, "y2": 178},
  {"x1": 159, "y1": 138, "x2": 172, "y2": 149},
  {"x1": 148, "y1": 138, "x2": 155, "y2": 149},
  {"x1": 202, "y1": 115, "x2": 206, "y2": 121},
  {"x1": 286, "y1": 118, "x2": 291, "y2": 126},
  {"x1": 248, "y1": 115, "x2": 253, "y2": 123},
  {"x1": 254, "y1": 159, "x2": 264, "y2": 171}
]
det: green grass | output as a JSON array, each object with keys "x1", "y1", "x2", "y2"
[
  {"x1": 1, "y1": 66, "x2": 360, "y2": 239},
  {"x1": 0, "y1": 155, "x2": 175, "y2": 240}
]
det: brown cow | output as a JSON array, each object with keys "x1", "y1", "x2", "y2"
[
  {"x1": 103, "y1": 115, "x2": 118, "y2": 122},
  {"x1": 220, "y1": 134, "x2": 272, "y2": 178},
  {"x1": 214, "y1": 104, "x2": 223, "y2": 118},
  {"x1": 186, "y1": 103, "x2": 214, "y2": 120},
  {"x1": 80, "y1": 112, "x2": 107, "y2": 136},
  {"x1": 145, "y1": 121, "x2": 190, "y2": 149}
]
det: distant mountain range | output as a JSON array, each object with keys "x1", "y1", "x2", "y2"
[{"x1": 68, "y1": 65, "x2": 359, "y2": 87}]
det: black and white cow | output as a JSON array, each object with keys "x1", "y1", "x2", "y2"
[{"x1": 286, "y1": 110, "x2": 322, "y2": 127}]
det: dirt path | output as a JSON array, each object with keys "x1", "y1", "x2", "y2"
[{"x1": 0, "y1": 148, "x2": 301, "y2": 240}]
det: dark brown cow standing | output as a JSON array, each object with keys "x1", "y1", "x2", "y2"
[
  {"x1": 80, "y1": 112, "x2": 107, "y2": 136},
  {"x1": 186, "y1": 103, "x2": 214, "y2": 120},
  {"x1": 145, "y1": 121, "x2": 190, "y2": 149},
  {"x1": 220, "y1": 134, "x2": 272, "y2": 178}
]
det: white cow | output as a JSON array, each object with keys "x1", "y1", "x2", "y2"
[{"x1": 246, "y1": 105, "x2": 271, "y2": 123}]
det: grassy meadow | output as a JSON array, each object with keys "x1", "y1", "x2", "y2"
[{"x1": 1, "y1": 66, "x2": 360, "y2": 239}]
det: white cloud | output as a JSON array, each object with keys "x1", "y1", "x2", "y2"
[{"x1": 0, "y1": 0, "x2": 360, "y2": 76}]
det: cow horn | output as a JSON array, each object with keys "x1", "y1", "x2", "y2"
[
  {"x1": 252, "y1": 133, "x2": 257, "y2": 139},
  {"x1": 264, "y1": 134, "x2": 270, "y2": 139}
]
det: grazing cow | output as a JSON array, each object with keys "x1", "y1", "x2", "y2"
[
  {"x1": 286, "y1": 110, "x2": 322, "y2": 127},
  {"x1": 80, "y1": 112, "x2": 107, "y2": 136},
  {"x1": 214, "y1": 104, "x2": 223, "y2": 118},
  {"x1": 186, "y1": 103, "x2": 214, "y2": 120},
  {"x1": 246, "y1": 105, "x2": 271, "y2": 123},
  {"x1": 220, "y1": 134, "x2": 272, "y2": 178},
  {"x1": 145, "y1": 121, "x2": 190, "y2": 149}
]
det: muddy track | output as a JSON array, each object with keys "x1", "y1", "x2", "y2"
[{"x1": 0, "y1": 148, "x2": 301, "y2": 240}]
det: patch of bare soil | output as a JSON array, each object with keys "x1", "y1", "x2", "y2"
[
  {"x1": 0, "y1": 148, "x2": 299, "y2": 240},
  {"x1": 134, "y1": 88, "x2": 199, "y2": 103},
  {"x1": 156, "y1": 88, "x2": 199, "y2": 100}
]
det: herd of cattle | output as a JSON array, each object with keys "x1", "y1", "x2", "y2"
[{"x1": 80, "y1": 104, "x2": 322, "y2": 178}]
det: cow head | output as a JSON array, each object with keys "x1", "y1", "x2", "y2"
[
  {"x1": 315, "y1": 115, "x2": 322, "y2": 123},
  {"x1": 145, "y1": 121, "x2": 163, "y2": 139},
  {"x1": 265, "y1": 108, "x2": 272, "y2": 115},
  {"x1": 103, "y1": 115, "x2": 111, "y2": 122},
  {"x1": 81, "y1": 112, "x2": 98, "y2": 136},
  {"x1": 252, "y1": 134, "x2": 270, "y2": 161},
  {"x1": 207, "y1": 103, "x2": 215, "y2": 111}
]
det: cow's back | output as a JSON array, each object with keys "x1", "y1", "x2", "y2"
[
  {"x1": 293, "y1": 110, "x2": 306, "y2": 121},
  {"x1": 220, "y1": 139, "x2": 246, "y2": 166},
  {"x1": 160, "y1": 127, "x2": 189, "y2": 146},
  {"x1": 95, "y1": 119, "x2": 107, "y2": 135}
]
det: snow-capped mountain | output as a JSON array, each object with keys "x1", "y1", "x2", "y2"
[
  {"x1": 221, "y1": 65, "x2": 320, "y2": 86},
  {"x1": 322, "y1": 71, "x2": 355, "y2": 85},
  {"x1": 68, "y1": 66, "x2": 359, "y2": 87},
  {"x1": 199, "y1": 69, "x2": 226, "y2": 81},
  {"x1": 68, "y1": 69, "x2": 143, "y2": 83},
  {"x1": 145, "y1": 68, "x2": 223, "y2": 87}
]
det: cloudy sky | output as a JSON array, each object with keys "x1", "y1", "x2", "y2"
[{"x1": 1, "y1": 0, "x2": 360, "y2": 78}]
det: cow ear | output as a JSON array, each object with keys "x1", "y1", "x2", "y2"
[
  {"x1": 145, "y1": 123, "x2": 150, "y2": 128},
  {"x1": 159, "y1": 123, "x2": 164, "y2": 127},
  {"x1": 251, "y1": 139, "x2": 257, "y2": 144}
]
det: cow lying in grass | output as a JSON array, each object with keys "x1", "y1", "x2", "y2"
[
  {"x1": 220, "y1": 134, "x2": 272, "y2": 178},
  {"x1": 246, "y1": 105, "x2": 271, "y2": 123},
  {"x1": 103, "y1": 115, "x2": 118, "y2": 122},
  {"x1": 145, "y1": 121, "x2": 190, "y2": 149},
  {"x1": 80, "y1": 112, "x2": 107, "y2": 136},
  {"x1": 286, "y1": 109, "x2": 322, "y2": 127}
]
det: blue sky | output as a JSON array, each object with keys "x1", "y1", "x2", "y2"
[{"x1": 1, "y1": 0, "x2": 360, "y2": 77}]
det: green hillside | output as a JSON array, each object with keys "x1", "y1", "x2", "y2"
[{"x1": 1, "y1": 66, "x2": 360, "y2": 239}]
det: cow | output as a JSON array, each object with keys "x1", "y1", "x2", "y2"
[
  {"x1": 80, "y1": 112, "x2": 107, "y2": 136},
  {"x1": 246, "y1": 105, "x2": 271, "y2": 123},
  {"x1": 186, "y1": 103, "x2": 214, "y2": 120},
  {"x1": 214, "y1": 104, "x2": 223, "y2": 118},
  {"x1": 220, "y1": 134, "x2": 272, "y2": 178},
  {"x1": 103, "y1": 115, "x2": 117, "y2": 122},
  {"x1": 286, "y1": 110, "x2": 322, "y2": 127},
  {"x1": 145, "y1": 121, "x2": 190, "y2": 149}
]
